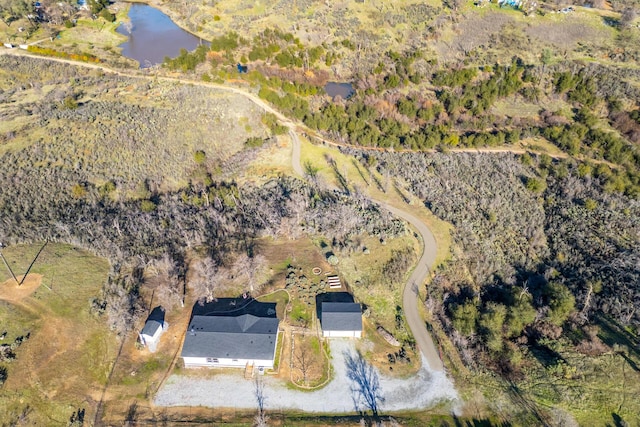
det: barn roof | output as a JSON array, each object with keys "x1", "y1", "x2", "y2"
[{"x1": 321, "y1": 302, "x2": 362, "y2": 332}]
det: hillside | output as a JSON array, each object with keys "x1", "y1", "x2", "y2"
[{"x1": 0, "y1": 0, "x2": 639, "y2": 425}]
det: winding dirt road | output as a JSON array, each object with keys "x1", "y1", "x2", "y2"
[
  {"x1": 1, "y1": 48, "x2": 444, "y2": 371},
  {"x1": 286, "y1": 119, "x2": 443, "y2": 371}
]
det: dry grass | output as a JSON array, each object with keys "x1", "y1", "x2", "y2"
[
  {"x1": 357, "y1": 319, "x2": 420, "y2": 378},
  {"x1": 0, "y1": 243, "x2": 115, "y2": 426},
  {"x1": 290, "y1": 332, "x2": 328, "y2": 388},
  {"x1": 299, "y1": 137, "x2": 453, "y2": 267},
  {"x1": 0, "y1": 57, "x2": 268, "y2": 195},
  {"x1": 490, "y1": 95, "x2": 569, "y2": 120},
  {"x1": 525, "y1": 11, "x2": 615, "y2": 50},
  {"x1": 242, "y1": 134, "x2": 295, "y2": 184},
  {"x1": 0, "y1": 274, "x2": 42, "y2": 302}
]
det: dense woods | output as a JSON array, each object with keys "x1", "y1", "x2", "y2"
[{"x1": 175, "y1": 28, "x2": 640, "y2": 198}]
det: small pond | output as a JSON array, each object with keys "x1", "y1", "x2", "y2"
[
  {"x1": 117, "y1": 3, "x2": 206, "y2": 67},
  {"x1": 324, "y1": 82, "x2": 355, "y2": 100}
]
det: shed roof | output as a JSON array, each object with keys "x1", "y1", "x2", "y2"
[
  {"x1": 181, "y1": 314, "x2": 279, "y2": 360},
  {"x1": 141, "y1": 319, "x2": 162, "y2": 337},
  {"x1": 321, "y1": 302, "x2": 362, "y2": 332}
]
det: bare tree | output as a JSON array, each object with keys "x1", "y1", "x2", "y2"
[
  {"x1": 293, "y1": 332, "x2": 313, "y2": 385},
  {"x1": 254, "y1": 377, "x2": 268, "y2": 427},
  {"x1": 620, "y1": 7, "x2": 638, "y2": 28},
  {"x1": 231, "y1": 253, "x2": 267, "y2": 292},
  {"x1": 150, "y1": 253, "x2": 184, "y2": 308},
  {"x1": 344, "y1": 350, "x2": 385, "y2": 417},
  {"x1": 190, "y1": 257, "x2": 226, "y2": 303}
]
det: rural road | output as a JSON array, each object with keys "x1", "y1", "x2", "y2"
[
  {"x1": 2, "y1": 48, "x2": 444, "y2": 371},
  {"x1": 380, "y1": 203, "x2": 443, "y2": 371},
  {"x1": 287, "y1": 116, "x2": 444, "y2": 371}
]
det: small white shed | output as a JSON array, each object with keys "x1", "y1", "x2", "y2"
[{"x1": 140, "y1": 319, "x2": 167, "y2": 352}]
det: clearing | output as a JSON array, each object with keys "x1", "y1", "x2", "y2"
[{"x1": 0, "y1": 242, "x2": 115, "y2": 425}]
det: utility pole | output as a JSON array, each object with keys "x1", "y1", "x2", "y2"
[{"x1": 0, "y1": 243, "x2": 19, "y2": 285}]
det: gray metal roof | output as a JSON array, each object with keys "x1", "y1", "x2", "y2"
[
  {"x1": 181, "y1": 314, "x2": 279, "y2": 360},
  {"x1": 141, "y1": 319, "x2": 162, "y2": 337},
  {"x1": 321, "y1": 302, "x2": 362, "y2": 332}
]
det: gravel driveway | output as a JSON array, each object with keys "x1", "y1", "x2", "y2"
[{"x1": 155, "y1": 340, "x2": 459, "y2": 413}]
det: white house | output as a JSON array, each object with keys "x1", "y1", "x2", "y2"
[
  {"x1": 321, "y1": 302, "x2": 362, "y2": 338},
  {"x1": 181, "y1": 313, "x2": 279, "y2": 369}
]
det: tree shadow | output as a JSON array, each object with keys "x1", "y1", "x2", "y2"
[
  {"x1": 452, "y1": 415, "x2": 512, "y2": 427},
  {"x1": 608, "y1": 412, "x2": 627, "y2": 427},
  {"x1": 597, "y1": 314, "x2": 640, "y2": 361},
  {"x1": 343, "y1": 349, "x2": 384, "y2": 418},
  {"x1": 325, "y1": 154, "x2": 350, "y2": 194},
  {"x1": 530, "y1": 343, "x2": 566, "y2": 369},
  {"x1": 191, "y1": 298, "x2": 277, "y2": 320},
  {"x1": 351, "y1": 159, "x2": 369, "y2": 186}
]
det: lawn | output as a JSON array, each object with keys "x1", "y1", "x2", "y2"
[{"x1": 0, "y1": 242, "x2": 116, "y2": 425}]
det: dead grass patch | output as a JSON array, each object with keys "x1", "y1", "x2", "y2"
[
  {"x1": 357, "y1": 319, "x2": 420, "y2": 378},
  {"x1": 525, "y1": 13, "x2": 614, "y2": 50},
  {"x1": 290, "y1": 332, "x2": 328, "y2": 388},
  {"x1": 0, "y1": 274, "x2": 42, "y2": 303}
]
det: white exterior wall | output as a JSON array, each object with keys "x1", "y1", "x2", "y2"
[
  {"x1": 183, "y1": 356, "x2": 274, "y2": 369},
  {"x1": 323, "y1": 330, "x2": 362, "y2": 338},
  {"x1": 141, "y1": 326, "x2": 162, "y2": 346}
]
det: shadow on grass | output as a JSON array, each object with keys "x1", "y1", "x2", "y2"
[
  {"x1": 452, "y1": 415, "x2": 512, "y2": 427},
  {"x1": 530, "y1": 343, "x2": 566, "y2": 369},
  {"x1": 597, "y1": 314, "x2": 640, "y2": 362}
]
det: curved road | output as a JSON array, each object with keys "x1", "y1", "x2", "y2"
[
  {"x1": 289, "y1": 127, "x2": 443, "y2": 371},
  {"x1": 1, "y1": 48, "x2": 444, "y2": 371}
]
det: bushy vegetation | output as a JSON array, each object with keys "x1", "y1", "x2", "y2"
[
  {"x1": 27, "y1": 45, "x2": 101, "y2": 63},
  {"x1": 357, "y1": 149, "x2": 640, "y2": 422},
  {"x1": 0, "y1": 56, "x2": 265, "y2": 192}
]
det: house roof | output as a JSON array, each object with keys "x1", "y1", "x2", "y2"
[
  {"x1": 181, "y1": 314, "x2": 279, "y2": 360},
  {"x1": 141, "y1": 319, "x2": 162, "y2": 337},
  {"x1": 321, "y1": 302, "x2": 362, "y2": 332}
]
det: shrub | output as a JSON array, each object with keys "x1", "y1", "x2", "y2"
[
  {"x1": 194, "y1": 150, "x2": 206, "y2": 164},
  {"x1": 140, "y1": 200, "x2": 157, "y2": 213},
  {"x1": 525, "y1": 177, "x2": 546, "y2": 193},
  {"x1": 244, "y1": 137, "x2": 264, "y2": 148},
  {"x1": 99, "y1": 8, "x2": 116, "y2": 22}
]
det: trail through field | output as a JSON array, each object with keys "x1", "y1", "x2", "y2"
[{"x1": 155, "y1": 339, "x2": 459, "y2": 412}]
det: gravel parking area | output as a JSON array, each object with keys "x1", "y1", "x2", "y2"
[{"x1": 155, "y1": 340, "x2": 459, "y2": 413}]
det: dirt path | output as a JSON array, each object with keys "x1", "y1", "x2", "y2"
[
  {"x1": 1, "y1": 47, "x2": 446, "y2": 371},
  {"x1": 287, "y1": 120, "x2": 443, "y2": 371}
]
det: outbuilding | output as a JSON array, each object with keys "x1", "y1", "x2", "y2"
[
  {"x1": 140, "y1": 307, "x2": 167, "y2": 353},
  {"x1": 321, "y1": 302, "x2": 362, "y2": 338}
]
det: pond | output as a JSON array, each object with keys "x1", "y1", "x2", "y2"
[
  {"x1": 117, "y1": 3, "x2": 206, "y2": 67},
  {"x1": 324, "y1": 82, "x2": 355, "y2": 100}
]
